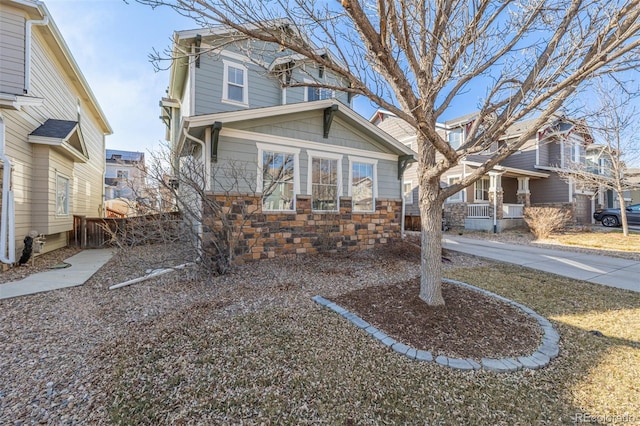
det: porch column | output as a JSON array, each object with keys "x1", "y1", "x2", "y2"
[
  {"x1": 517, "y1": 177, "x2": 531, "y2": 206},
  {"x1": 489, "y1": 171, "x2": 504, "y2": 220}
]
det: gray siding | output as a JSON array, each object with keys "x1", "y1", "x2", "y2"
[
  {"x1": 230, "y1": 110, "x2": 388, "y2": 154},
  {"x1": 0, "y1": 4, "x2": 25, "y2": 95},
  {"x1": 502, "y1": 177, "x2": 518, "y2": 203},
  {"x1": 194, "y1": 49, "x2": 282, "y2": 115},
  {"x1": 193, "y1": 42, "x2": 351, "y2": 115},
  {"x1": 546, "y1": 141, "x2": 561, "y2": 167},
  {"x1": 213, "y1": 136, "x2": 400, "y2": 200},
  {"x1": 402, "y1": 162, "x2": 419, "y2": 216},
  {"x1": 209, "y1": 109, "x2": 402, "y2": 201},
  {"x1": 501, "y1": 138, "x2": 538, "y2": 172},
  {"x1": 529, "y1": 172, "x2": 570, "y2": 204}
]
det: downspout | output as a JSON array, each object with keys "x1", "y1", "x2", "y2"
[
  {"x1": 182, "y1": 127, "x2": 206, "y2": 165},
  {"x1": 182, "y1": 128, "x2": 206, "y2": 255},
  {"x1": 400, "y1": 178, "x2": 405, "y2": 239},
  {"x1": 24, "y1": 14, "x2": 49, "y2": 94},
  {"x1": 0, "y1": 114, "x2": 16, "y2": 264}
]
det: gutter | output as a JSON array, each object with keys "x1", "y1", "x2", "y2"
[{"x1": 24, "y1": 12, "x2": 49, "y2": 94}]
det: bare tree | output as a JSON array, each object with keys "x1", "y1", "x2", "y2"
[
  {"x1": 560, "y1": 81, "x2": 640, "y2": 236},
  {"x1": 116, "y1": 144, "x2": 261, "y2": 276},
  {"x1": 137, "y1": 0, "x2": 640, "y2": 305}
]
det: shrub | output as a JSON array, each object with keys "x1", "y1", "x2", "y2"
[{"x1": 523, "y1": 207, "x2": 572, "y2": 240}]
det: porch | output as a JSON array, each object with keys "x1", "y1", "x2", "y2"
[{"x1": 464, "y1": 203, "x2": 526, "y2": 232}]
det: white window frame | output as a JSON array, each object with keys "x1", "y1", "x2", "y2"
[
  {"x1": 303, "y1": 79, "x2": 334, "y2": 102},
  {"x1": 403, "y1": 181, "x2": 413, "y2": 205},
  {"x1": 307, "y1": 150, "x2": 343, "y2": 212},
  {"x1": 56, "y1": 173, "x2": 70, "y2": 216},
  {"x1": 222, "y1": 60, "x2": 249, "y2": 107},
  {"x1": 257, "y1": 143, "x2": 300, "y2": 212},
  {"x1": 446, "y1": 175, "x2": 464, "y2": 203},
  {"x1": 348, "y1": 156, "x2": 378, "y2": 213},
  {"x1": 448, "y1": 128, "x2": 463, "y2": 150},
  {"x1": 474, "y1": 176, "x2": 490, "y2": 202}
]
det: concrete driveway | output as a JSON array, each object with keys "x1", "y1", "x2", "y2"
[{"x1": 442, "y1": 235, "x2": 640, "y2": 293}]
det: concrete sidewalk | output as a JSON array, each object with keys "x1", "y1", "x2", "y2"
[
  {"x1": 0, "y1": 249, "x2": 114, "y2": 300},
  {"x1": 442, "y1": 236, "x2": 640, "y2": 293}
]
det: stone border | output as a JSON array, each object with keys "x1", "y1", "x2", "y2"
[{"x1": 312, "y1": 278, "x2": 560, "y2": 373}]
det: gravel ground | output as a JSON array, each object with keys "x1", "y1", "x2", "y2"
[
  {"x1": 2, "y1": 242, "x2": 482, "y2": 424},
  {"x1": 0, "y1": 230, "x2": 633, "y2": 423}
]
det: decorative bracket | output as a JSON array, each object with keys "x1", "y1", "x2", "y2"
[
  {"x1": 211, "y1": 121, "x2": 222, "y2": 162},
  {"x1": 398, "y1": 154, "x2": 414, "y2": 180},
  {"x1": 323, "y1": 104, "x2": 338, "y2": 139}
]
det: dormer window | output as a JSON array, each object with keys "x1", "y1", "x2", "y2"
[
  {"x1": 222, "y1": 60, "x2": 248, "y2": 106},
  {"x1": 304, "y1": 78, "x2": 334, "y2": 102},
  {"x1": 306, "y1": 87, "x2": 334, "y2": 102}
]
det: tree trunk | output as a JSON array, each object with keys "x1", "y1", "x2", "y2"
[
  {"x1": 417, "y1": 133, "x2": 445, "y2": 306},
  {"x1": 419, "y1": 183, "x2": 445, "y2": 305},
  {"x1": 617, "y1": 188, "x2": 629, "y2": 237}
]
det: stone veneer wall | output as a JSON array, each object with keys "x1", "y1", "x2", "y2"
[
  {"x1": 204, "y1": 193, "x2": 401, "y2": 262},
  {"x1": 443, "y1": 202, "x2": 467, "y2": 228}
]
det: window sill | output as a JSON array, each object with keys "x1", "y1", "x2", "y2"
[{"x1": 221, "y1": 98, "x2": 249, "y2": 108}]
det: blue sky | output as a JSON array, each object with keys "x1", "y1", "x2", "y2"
[
  {"x1": 44, "y1": 0, "x2": 639, "y2": 164},
  {"x1": 45, "y1": 0, "x2": 197, "y2": 153},
  {"x1": 44, "y1": 0, "x2": 384, "y2": 154}
]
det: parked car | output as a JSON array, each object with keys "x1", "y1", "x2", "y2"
[{"x1": 593, "y1": 203, "x2": 640, "y2": 227}]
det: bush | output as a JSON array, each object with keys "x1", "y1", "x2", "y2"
[{"x1": 523, "y1": 207, "x2": 572, "y2": 239}]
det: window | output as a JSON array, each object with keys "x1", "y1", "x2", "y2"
[
  {"x1": 117, "y1": 170, "x2": 128, "y2": 180},
  {"x1": 56, "y1": 174, "x2": 69, "y2": 216},
  {"x1": 572, "y1": 140, "x2": 582, "y2": 163},
  {"x1": 259, "y1": 146, "x2": 298, "y2": 211},
  {"x1": 447, "y1": 175, "x2": 463, "y2": 202},
  {"x1": 306, "y1": 86, "x2": 334, "y2": 102},
  {"x1": 309, "y1": 153, "x2": 341, "y2": 212},
  {"x1": 448, "y1": 128, "x2": 463, "y2": 149},
  {"x1": 304, "y1": 79, "x2": 334, "y2": 102},
  {"x1": 403, "y1": 181, "x2": 413, "y2": 205},
  {"x1": 349, "y1": 157, "x2": 377, "y2": 212},
  {"x1": 222, "y1": 60, "x2": 248, "y2": 105},
  {"x1": 474, "y1": 176, "x2": 490, "y2": 201}
]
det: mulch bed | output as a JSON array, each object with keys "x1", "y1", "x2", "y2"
[{"x1": 333, "y1": 240, "x2": 544, "y2": 360}]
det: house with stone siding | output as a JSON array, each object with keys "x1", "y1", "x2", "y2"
[
  {"x1": 160, "y1": 22, "x2": 415, "y2": 261},
  {"x1": 373, "y1": 110, "x2": 596, "y2": 232}
]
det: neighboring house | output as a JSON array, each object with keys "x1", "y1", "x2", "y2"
[
  {"x1": 0, "y1": 0, "x2": 111, "y2": 262},
  {"x1": 627, "y1": 168, "x2": 640, "y2": 205},
  {"x1": 585, "y1": 145, "x2": 639, "y2": 208},
  {"x1": 161, "y1": 22, "x2": 415, "y2": 260},
  {"x1": 104, "y1": 149, "x2": 149, "y2": 217},
  {"x1": 374, "y1": 110, "x2": 596, "y2": 231}
]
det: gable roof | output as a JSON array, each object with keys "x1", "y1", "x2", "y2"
[
  {"x1": 182, "y1": 100, "x2": 416, "y2": 160},
  {"x1": 28, "y1": 119, "x2": 88, "y2": 162}
]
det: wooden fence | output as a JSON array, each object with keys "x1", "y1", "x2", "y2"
[{"x1": 72, "y1": 212, "x2": 182, "y2": 248}]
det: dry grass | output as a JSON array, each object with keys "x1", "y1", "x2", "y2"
[
  {"x1": 3, "y1": 237, "x2": 639, "y2": 424},
  {"x1": 446, "y1": 265, "x2": 640, "y2": 424},
  {"x1": 102, "y1": 251, "x2": 640, "y2": 424},
  {"x1": 543, "y1": 229, "x2": 640, "y2": 253}
]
